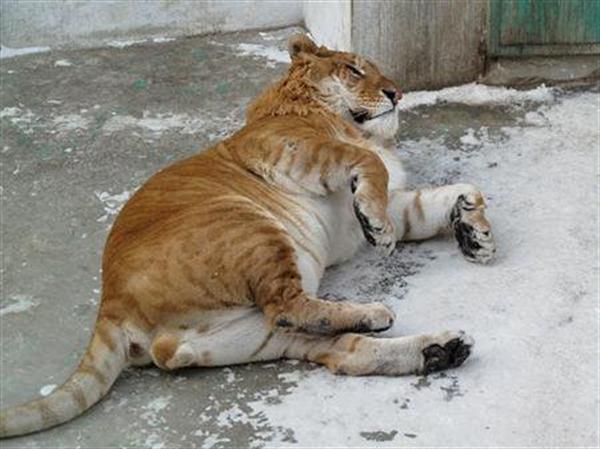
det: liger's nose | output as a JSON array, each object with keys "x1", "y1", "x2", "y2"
[{"x1": 382, "y1": 88, "x2": 401, "y2": 106}]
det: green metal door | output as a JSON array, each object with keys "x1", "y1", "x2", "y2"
[{"x1": 489, "y1": 0, "x2": 600, "y2": 56}]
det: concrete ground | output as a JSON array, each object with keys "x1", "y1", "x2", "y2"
[{"x1": 1, "y1": 27, "x2": 598, "y2": 448}]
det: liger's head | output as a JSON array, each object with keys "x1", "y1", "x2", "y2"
[
  {"x1": 287, "y1": 34, "x2": 402, "y2": 139},
  {"x1": 246, "y1": 34, "x2": 403, "y2": 139}
]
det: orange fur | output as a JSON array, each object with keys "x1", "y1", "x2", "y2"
[{"x1": 97, "y1": 35, "x2": 402, "y2": 333}]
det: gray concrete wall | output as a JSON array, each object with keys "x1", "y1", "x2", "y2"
[
  {"x1": 304, "y1": 0, "x2": 351, "y2": 51},
  {"x1": 352, "y1": 0, "x2": 488, "y2": 91},
  {"x1": 0, "y1": 0, "x2": 303, "y2": 49}
]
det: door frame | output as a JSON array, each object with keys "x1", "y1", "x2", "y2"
[{"x1": 489, "y1": 0, "x2": 600, "y2": 57}]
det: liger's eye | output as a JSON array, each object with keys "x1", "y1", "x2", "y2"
[{"x1": 345, "y1": 64, "x2": 364, "y2": 78}]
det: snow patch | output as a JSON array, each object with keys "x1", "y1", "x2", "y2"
[
  {"x1": 522, "y1": 110, "x2": 552, "y2": 127},
  {"x1": 223, "y1": 367, "x2": 236, "y2": 384},
  {"x1": 459, "y1": 128, "x2": 480, "y2": 146},
  {"x1": 0, "y1": 107, "x2": 35, "y2": 124},
  {"x1": 103, "y1": 112, "x2": 207, "y2": 135},
  {"x1": 52, "y1": 114, "x2": 90, "y2": 131},
  {"x1": 1, "y1": 107, "x2": 38, "y2": 135},
  {"x1": 2, "y1": 107, "x2": 91, "y2": 134},
  {"x1": 106, "y1": 37, "x2": 174, "y2": 49},
  {"x1": 400, "y1": 83, "x2": 556, "y2": 110},
  {"x1": 0, "y1": 295, "x2": 39, "y2": 316},
  {"x1": 54, "y1": 59, "x2": 73, "y2": 67},
  {"x1": 106, "y1": 39, "x2": 147, "y2": 49},
  {"x1": 234, "y1": 43, "x2": 290, "y2": 67},
  {"x1": 0, "y1": 107, "x2": 22, "y2": 119},
  {"x1": 140, "y1": 395, "x2": 171, "y2": 427},
  {"x1": 136, "y1": 395, "x2": 172, "y2": 449},
  {"x1": 258, "y1": 32, "x2": 278, "y2": 41},
  {"x1": 1, "y1": 46, "x2": 51, "y2": 59},
  {"x1": 216, "y1": 403, "x2": 251, "y2": 428},
  {"x1": 152, "y1": 37, "x2": 175, "y2": 43},
  {"x1": 142, "y1": 433, "x2": 166, "y2": 449},
  {"x1": 277, "y1": 371, "x2": 303, "y2": 383},
  {"x1": 193, "y1": 430, "x2": 230, "y2": 449},
  {"x1": 40, "y1": 384, "x2": 57, "y2": 396},
  {"x1": 95, "y1": 190, "x2": 132, "y2": 222}
]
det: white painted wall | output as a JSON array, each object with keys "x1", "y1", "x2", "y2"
[
  {"x1": 303, "y1": 0, "x2": 351, "y2": 51},
  {"x1": 0, "y1": 0, "x2": 304, "y2": 49}
]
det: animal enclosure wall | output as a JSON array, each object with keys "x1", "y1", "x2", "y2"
[
  {"x1": 0, "y1": 0, "x2": 304, "y2": 49},
  {"x1": 3, "y1": 1, "x2": 597, "y2": 90},
  {"x1": 351, "y1": 0, "x2": 488, "y2": 90}
]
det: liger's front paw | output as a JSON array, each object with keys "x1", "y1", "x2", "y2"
[
  {"x1": 450, "y1": 192, "x2": 496, "y2": 264},
  {"x1": 353, "y1": 201, "x2": 396, "y2": 256},
  {"x1": 420, "y1": 330, "x2": 474, "y2": 374}
]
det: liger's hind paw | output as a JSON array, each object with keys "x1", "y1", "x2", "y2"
[{"x1": 420, "y1": 330, "x2": 474, "y2": 374}]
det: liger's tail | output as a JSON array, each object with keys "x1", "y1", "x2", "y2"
[{"x1": 0, "y1": 319, "x2": 128, "y2": 438}]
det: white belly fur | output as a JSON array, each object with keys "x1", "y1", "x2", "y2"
[{"x1": 289, "y1": 147, "x2": 406, "y2": 294}]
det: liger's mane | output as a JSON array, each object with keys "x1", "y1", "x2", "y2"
[{"x1": 245, "y1": 60, "x2": 331, "y2": 123}]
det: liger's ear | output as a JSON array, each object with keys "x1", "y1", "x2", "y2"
[{"x1": 288, "y1": 34, "x2": 319, "y2": 59}]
